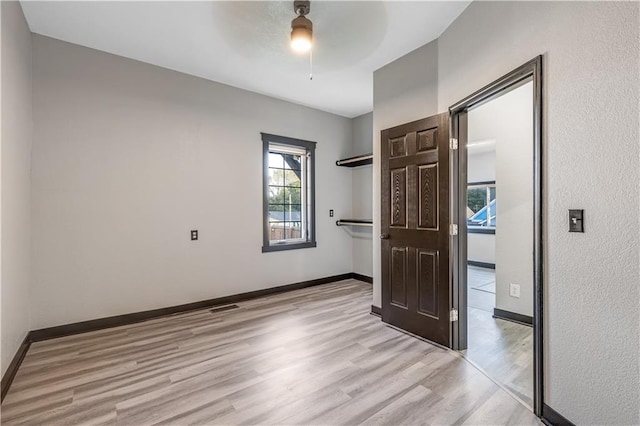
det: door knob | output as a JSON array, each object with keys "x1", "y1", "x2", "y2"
[{"x1": 380, "y1": 233, "x2": 390, "y2": 239}]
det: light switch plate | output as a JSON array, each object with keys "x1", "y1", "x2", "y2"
[{"x1": 569, "y1": 209, "x2": 584, "y2": 232}]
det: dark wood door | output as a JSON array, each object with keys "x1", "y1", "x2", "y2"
[{"x1": 381, "y1": 112, "x2": 451, "y2": 346}]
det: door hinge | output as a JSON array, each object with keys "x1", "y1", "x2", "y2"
[
  {"x1": 449, "y1": 224, "x2": 458, "y2": 236},
  {"x1": 450, "y1": 309, "x2": 459, "y2": 322},
  {"x1": 449, "y1": 138, "x2": 458, "y2": 150}
]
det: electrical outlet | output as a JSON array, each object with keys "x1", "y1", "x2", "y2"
[
  {"x1": 191, "y1": 230, "x2": 198, "y2": 241},
  {"x1": 509, "y1": 283, "x2": 521, "y2": 298},
  {"x1": 329, "y1": 209, "x2": 334, "y2": 217}
]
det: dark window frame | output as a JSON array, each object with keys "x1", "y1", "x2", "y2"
[
  {"x1": 261, "y1": 133, "x2": 317, "y2": 253},
  {"x1": 467, "y1": 180, "x2": 496, "y2": 234}
]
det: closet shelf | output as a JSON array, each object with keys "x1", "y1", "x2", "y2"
[
  {"x1": 336, "y1": 219, "x2": 373, "y2": 227},
  {"x1": 335, "y1": 154, "x2": 373, "y2": 167}
]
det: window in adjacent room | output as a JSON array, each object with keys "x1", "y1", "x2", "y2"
[
  {"x1": 467, "y1": 181, "x2": 496, "y2": 233},
  {"x1": 262, "y1": 133, "x2": 316, "y2": 252}
]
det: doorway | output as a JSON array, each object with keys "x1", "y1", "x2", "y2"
[
  {"x1": 463, "y1": 80, "x2": 534, "y2": 407},
  {"x1": 450, "y1": 57, "x2": 543, "y2": 415}
]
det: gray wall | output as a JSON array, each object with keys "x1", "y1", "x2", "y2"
[
  {"x1": 352, "y1": 112, "x2": 373, "y2": 157},
  {"x1": 373, "y1": 2, "x2": 639, "y2": 423},
  {"x1": 1, "y1": 1, "x2": 33, "y2": 376},
  {"x1": 350, "y1": 112, "x2": 373, "y2": 278},
  {"x1": 31, "y1": 35, "x2": 355, "y2": 329},
  {"x1": 467, "y1": 151, "x2": 495, "y2": 184},
  {"x1": 372, "y1": 39, "x2": 439, "y2": 308}
]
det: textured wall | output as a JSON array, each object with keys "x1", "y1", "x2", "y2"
[
  {"x1": 438, "y1": 2, "x2": 639, "y2": 422},
  {"x1": 372, "y1": 1, "x2": 639, "y2": 423},
  {"x1": 31, "y1": 36, "x2": 354, "y2": 329},
  {"x1": 1, "y1": 1, "x2": 32, "y2": 376}
]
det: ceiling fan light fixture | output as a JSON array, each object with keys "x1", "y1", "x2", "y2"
[
  {"x1": 290, "y1": 0, "x2": 312, "y2": 53},
  {"x1": 291, "y1": 16, "x2": 312, "y2": 53}
]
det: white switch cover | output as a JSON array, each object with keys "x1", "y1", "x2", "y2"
[{"x1": 509, "y1": 283, "x2": 521, "y2": 298}]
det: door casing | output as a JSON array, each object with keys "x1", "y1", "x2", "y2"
[{"x1": 448, "y1": 56, "x2": 544, "y2": 416}]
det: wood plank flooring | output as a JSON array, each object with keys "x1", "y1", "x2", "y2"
[
  {"x1": 1, "y1": 280, "x2": 539, "y2": 425},
  {"x1": 463, "y1": 307, "x2": 533, "y2": 408},
  {"x1": 467, "y1": 266, "x2": 497, "y2": 313},
  {"x1": 463, "y1": 266, "x2": 534, "y2": 407}
]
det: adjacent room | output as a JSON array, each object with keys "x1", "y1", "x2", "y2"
[
  {"x1": 462, "y1": 80, "x2": 535, "y2": 407},
  {"x1": 1, "y1": 1, "x2": 638, "y2": 425}
]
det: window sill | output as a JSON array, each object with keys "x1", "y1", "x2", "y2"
[
  {"x1": 468, "y1": 228, "x2": 495, "y2": 235},
  {"x1": 262, "y1": 241, "x2": 317, "y2": 253}
]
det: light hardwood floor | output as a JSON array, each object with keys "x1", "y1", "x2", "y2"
[
  {"x1": 463, "y1": 307, "x2": 533, "y2": 408},
  {"x1": 463, "y1": 267, "x2": 534, "y2": 407},
  {"x1": 2, "y1": 280, "x2": 539, "y2": 425}
]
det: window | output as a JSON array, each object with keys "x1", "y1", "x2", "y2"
[
  {"x1": 467, "y1": 181, "x2": 496, "y2": 234},
  {"x1": 262, "y1": 133, "x2": 316, "y2": 252}
]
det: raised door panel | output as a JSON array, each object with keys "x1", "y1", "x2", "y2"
[
  {"x1": 389, "y1": 136, "x2": 408, "y2": 158},
  {"x1": 417, "y1": 128, "x2": 438, "y2": 152},
  {"x1": 417, "y1": 249, "x2": 439, "y2": 318},
  {"x1": 390, "y1": 168, "x2": 407, "y2": 228},
  {"x1": 390, "y1": 247, "x2": 408, "y2": 308},
  {"x1": 418, "y1": 164, "x2": 438, "y2": 229}
]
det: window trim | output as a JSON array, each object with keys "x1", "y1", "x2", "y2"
[
  {"x1": 467, "y1": 180, "x2": 496, "y2": 235},
  {"x1": 261, "y1": 133, "x2": 317, "y2": 253}
]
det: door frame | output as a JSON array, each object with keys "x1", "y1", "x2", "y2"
[{"x1": 448, "y1": 56, "x2": 543, "y2": 416}]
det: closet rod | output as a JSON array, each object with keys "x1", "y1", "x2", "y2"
[
  {"x1": 336, "y1": 220, "x2": 373, "y2": 227},
  {"x1": 335, "y1": 154, "x2": 373, "y2": 167}
]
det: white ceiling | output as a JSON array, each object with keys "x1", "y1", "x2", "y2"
[{"x1": 20, "y1": 1, "x2": 470, "y2": 118}]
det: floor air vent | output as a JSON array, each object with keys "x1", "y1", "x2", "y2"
[{"x1": 209, "y1": 304, "x2": 239, "y2": 313}]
